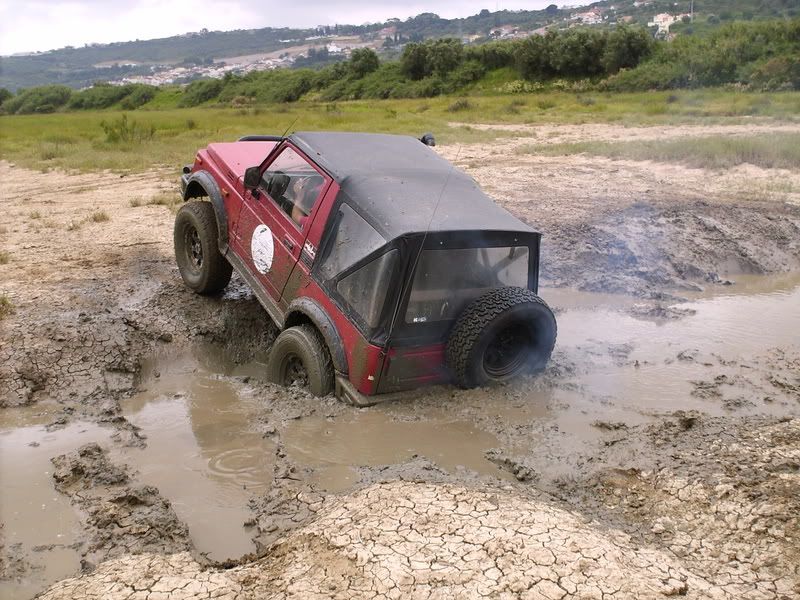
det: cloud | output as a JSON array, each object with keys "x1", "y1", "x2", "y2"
[{"x1": 0, "y1": 0, "x2": 557, "y2": 55}]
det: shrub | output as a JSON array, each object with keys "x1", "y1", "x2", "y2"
[
  {"x1": 447, "y1": 98, "x2": 472, "y2": 112},
  {"x1": 179, "y1": 78, "x2": 224, "y2": 107},
  {"x1": 2, "y1": 85, "x2": 72, "y2": 114},
  {"x1": 100, "y1": 114, "x2": 156, "y2": 143}
]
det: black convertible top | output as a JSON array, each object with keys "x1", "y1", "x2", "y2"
[{"x1": 288, "y1": 132, "x2": 537, "y2": 241}]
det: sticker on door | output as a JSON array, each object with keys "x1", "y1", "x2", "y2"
[{"x1": 251, "y1": 224, "x2": 275, "y2": 274}]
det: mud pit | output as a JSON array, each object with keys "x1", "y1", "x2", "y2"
[{"x1": 1, "y1": 121, "x2": 799, "y2": 599}]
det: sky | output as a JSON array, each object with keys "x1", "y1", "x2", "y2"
[{"x1": 0, "y1": 1, "x2": 560, "y2": 56}]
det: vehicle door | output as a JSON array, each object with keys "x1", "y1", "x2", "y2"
[{"x1": 234, "y1": 144, "x2": 330, "y2": 301}]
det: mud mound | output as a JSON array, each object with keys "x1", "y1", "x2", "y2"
[
  {"x1": 51, "y1": 443, "x2": 193, "y2": 567},
  {"x1": 541, "y1": 201, "x2": 800, "y2": 296},
  {"x1": 41, "y1": 480, "x2": 720, "y2": 599}
]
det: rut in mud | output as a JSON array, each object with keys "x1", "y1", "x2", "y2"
[{"x1": 1, "y1": 121, "x2": 800, "y2": 599}]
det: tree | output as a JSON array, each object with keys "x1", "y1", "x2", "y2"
[
  {"x1": 602, "y1": 26, "x2": 654, "y2": 74},
  {"x1": 349, "y1": 48, "x2": 380, "y2": 77},
  {"x1": 545, "y1": 4, "x2": 559, "y2": 16},
  {"x1": 0, "y1": 87, "x2": 12, "y2": 106},
  {"x1": 401, "y1": 43, "x2": 430, "y2": 80},
  {"x1": 427, "y1": 38, "x2": 464, "y2": 78}
]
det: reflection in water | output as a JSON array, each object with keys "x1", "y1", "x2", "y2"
[{"x1": 122, "y1": 350, "x2": 275, "y2": 562}]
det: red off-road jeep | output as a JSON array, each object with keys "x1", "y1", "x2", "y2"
[{"x1": 176, "y1": 132, "x2": 556, "y2": 405}]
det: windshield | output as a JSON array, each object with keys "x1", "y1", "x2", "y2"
[{"x1": 405, "y1": 246, "x2": 529, "y2": 324}]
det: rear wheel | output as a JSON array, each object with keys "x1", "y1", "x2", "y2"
[
  {"x1": 267, "y1": 325, "x2": 334, "y2": 397},
  {"x1": 446, "y1": 287, "x2": 557, "y2": 388},
  {"x1": 174, "y1": 201, "x2": 232, "y2": 295}
]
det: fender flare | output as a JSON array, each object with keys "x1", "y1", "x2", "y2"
[
  {"x1": 182, "y1": 170, "x2": 228, "y2": 253},
  {"x1": 285, "y1": 298, "x2": 348, "y2": 375}
]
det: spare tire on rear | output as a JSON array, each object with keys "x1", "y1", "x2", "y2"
[{"x1": 446, "y1": 287, "x2": 556, "y2": 388}]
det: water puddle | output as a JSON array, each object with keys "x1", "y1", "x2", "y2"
[
  {"x1": 120, "y1": 348, "x2": 276, "y2": 561},
  {"x1": 282, "y1": 410, "x2": 509, "y2": 492},
  {"x1": 0, "y1": 410, "x2": 109, "y2": 600},
  {"x1": 542, "y1": 274, "x2": 800, "y2": 417}
]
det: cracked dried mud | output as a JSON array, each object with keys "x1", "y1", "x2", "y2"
[{"x1": 1, "y1": 121, "x2": 799, "y2": 599}]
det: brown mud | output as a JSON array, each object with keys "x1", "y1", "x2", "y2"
[{"x1": 1, "y1": 121, "x2": 800, "y2": 599}]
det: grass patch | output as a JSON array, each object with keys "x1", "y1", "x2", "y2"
[
  {"x1": 29, "y1": 210, "x2": 41, "y2": 219},
  {"x1": 0, "y1": 250, "x2": 10, "y2": 264},
  {"x1": 519, "y1": 133, "x2": 800, "y2": 170},
  {"x1": 0, "y1": 294, "x2": 13, "y2": 320},
  {"x1": 0, "y1": 90, "x2": 798, "y2": 173},
  {"x1": 148, "y1": 191, "x2": 181, "y2": 210},
  {"x1": 91, "y1": 210, "x2": 110, "y2": 222}
]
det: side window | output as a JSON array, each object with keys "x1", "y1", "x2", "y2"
[
  {"x1": 259, "y1": 147, "x2": 324, "y2": 230},
  {"x1": 318, "y1": 203, "x2": 386, "y2": 281}
]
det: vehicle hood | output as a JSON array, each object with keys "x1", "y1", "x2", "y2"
[{"x1": 205, "y1": 141, "x2": 277, "y2": 180}]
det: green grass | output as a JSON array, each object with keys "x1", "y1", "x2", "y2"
[
  {"x1": 519, "y1": 133, "x2": 800, "y2": 170},
  {"x1": 0, "y1": 250, "x2": 9, "y2": 264},
  {"x1": 0, "y1": 294, "x2": 13, "y2": 320},
  {"x1": 0, "y1": 90, "x2": 798, "y2": 173}
]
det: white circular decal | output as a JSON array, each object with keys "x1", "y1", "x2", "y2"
[{"x1": 251, "y1": 224, "x2": 274, "y2": 274}]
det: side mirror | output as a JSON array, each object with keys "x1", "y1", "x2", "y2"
[{"x1": 244, "y1": 166, "x2": 261, "y2": 190}]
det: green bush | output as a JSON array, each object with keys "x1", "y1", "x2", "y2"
[
  {"x1": 179, "y1": 78, "x2": 224, "y2": 107},
  {"x1": 2, "y1": 85, "x2": 72, "y2": 114},
  {"x1": 100, "y1": 114, "x2": 155, "y2": 143},
  {"x1": 119, "y1": 85, "x2": 157, "y2": 109}
]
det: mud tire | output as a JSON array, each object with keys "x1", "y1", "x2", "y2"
[
  {"x1": 267, "y1": 325, "x2": 334, "y2": 397},
  {"x1": 174, "y1": 201, "x2": 232, "y2": 295},
  {"x1": 446, "y1": 287, "x2": 557, "y2": 388}
]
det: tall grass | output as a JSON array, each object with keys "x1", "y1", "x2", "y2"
[
  {"x1": 518, "y1": 133, "x2": 800, "y2": 170},
  {"x1": 0, "y1": 90, "x2": 798, "y2": 173}
]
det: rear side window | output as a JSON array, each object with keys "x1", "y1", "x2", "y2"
[
  {"x1": 337, "y1": 250, "x2": 399, "y2": 328},
  {"x1": 318, "y1": 203, "x2": 385, "y2": 280}
]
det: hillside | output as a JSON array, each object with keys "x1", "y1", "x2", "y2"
[{"x1": 1, "y1": 0, "x2": 796, "y2": 91}]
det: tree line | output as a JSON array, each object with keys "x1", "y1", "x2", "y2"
[{"x1": 1, "y1": 19, "x2": 798, "y2": 115}]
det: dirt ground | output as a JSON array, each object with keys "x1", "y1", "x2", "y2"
[{"x1": 1, "y1": 120, "x2": 799, "y2": 599}]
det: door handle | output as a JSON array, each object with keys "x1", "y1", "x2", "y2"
[{"x1": 282, "y1": 237, "x2": 295, "y2": 251}]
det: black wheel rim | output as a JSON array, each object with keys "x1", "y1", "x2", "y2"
[
  {"x1": 483, "y1": 325, "x2": 531, "y2": 379},
  {"x1": 184, "y1": 226, "x2": 203, "y2": 272},
  {"x1": 283, "y1": 354, "x2": 309, "y2": 388}
]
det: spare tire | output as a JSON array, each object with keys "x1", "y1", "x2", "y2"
[{"x1": 446, "y1": 287, "x2": 556, "y2": 388}]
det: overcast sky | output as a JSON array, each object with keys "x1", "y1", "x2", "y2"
[{"x1": 0, "y1": 1, "x2": 560, "y2": 56}]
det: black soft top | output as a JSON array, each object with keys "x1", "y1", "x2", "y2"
[{"x1": 289, "y1": 132, "x2": 537, "y2": 241}]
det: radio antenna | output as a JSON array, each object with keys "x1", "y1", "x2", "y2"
[{"x1": 280, "y1": 116, "x2": 299, "y2": 139}]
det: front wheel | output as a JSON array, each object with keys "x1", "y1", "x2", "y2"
[
  {"x1": 446, "y1": 287, "x2": 557, "y2": 388},
  {"x1": 174, "y1": 201, "x2": 232, "y2": 295},
  {"x1": 267, "y1": 325, "x2": 334, "y2": 397}
]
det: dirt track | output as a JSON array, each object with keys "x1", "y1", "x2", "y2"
[{"x1": 1, "y1": 122, "x2": 799, "y2": 599}]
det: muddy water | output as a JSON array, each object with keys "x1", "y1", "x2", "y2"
[
  {"x1": 119, "y1": 349, "x2": 276, "y2": 561},
  {"x1": 544, "y1": 274, "x2": 800, "y2": 417},
  {"x1": 282, "y1": 411, "x2": 513, "y2": 492},
  {"x1": 2, "y1": 275, "x2": 798, "y2": 599},
  {"x1": 0, "y1": 410, "x2": 109, "y2": 600}
]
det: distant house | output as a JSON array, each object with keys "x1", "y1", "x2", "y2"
[
  {"x1": 648, "y1": 13, "x2": 688, "y2": 35},
  {"x1": 572, "y1": 8, "x2": 604, "y2": 25}
]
